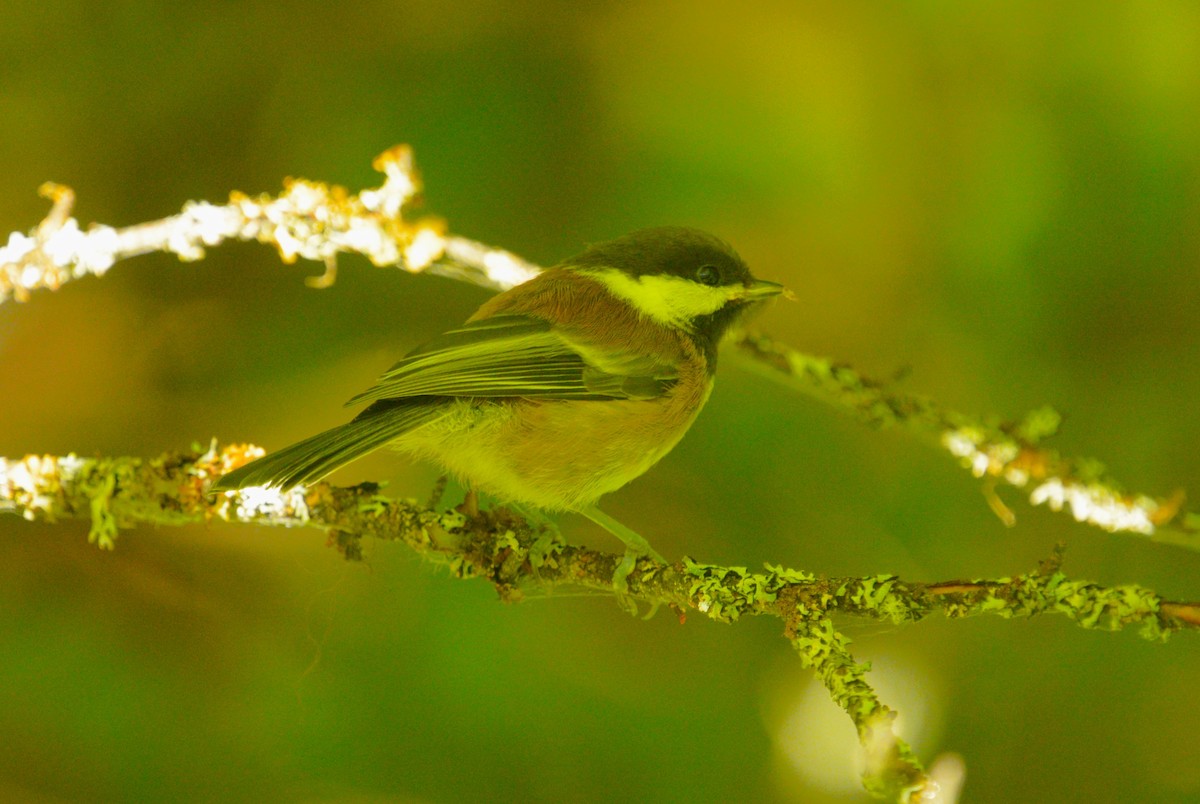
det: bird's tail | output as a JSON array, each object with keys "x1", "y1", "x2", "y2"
[{"x1": 211, "y1": 403, "x2": 444, "y2": 492}]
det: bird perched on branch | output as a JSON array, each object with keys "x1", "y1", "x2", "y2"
[{"x1": 213, "y1": 227, "x2": 784, "y2": 595}]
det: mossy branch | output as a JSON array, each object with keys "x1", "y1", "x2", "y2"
[
  {"x1": 733, "y1": 335, "x2": 1197, "y2": 549},
  {"x1": 3, "y1": 145, "x2": 1195, "y2": 554},
  {"x1": 2, "y1": 445, "x2": 1197, "y2": 801},
  {"x1": 5, "y1": 144, "x2": 1199, "y2": 801}
]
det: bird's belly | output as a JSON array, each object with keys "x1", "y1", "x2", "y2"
[{"x1": 396, "y1": 390, "x2": 708, "y2": 511}]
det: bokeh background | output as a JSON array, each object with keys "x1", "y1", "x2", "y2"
[{"x1": 3, "y1": 2, "x2": 1199, "y2": 801}]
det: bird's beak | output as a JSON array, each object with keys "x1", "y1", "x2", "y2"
[{"x1": 740, "y1": 279, "x2": 788, "y2": 300}]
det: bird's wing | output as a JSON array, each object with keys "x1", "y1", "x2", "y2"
[
  {"x1": 212, "y1": 315, "x2": 678, "y2": 492},
  {"x1": 344, "y1": 314, "x2": 677, "y2": 406}
]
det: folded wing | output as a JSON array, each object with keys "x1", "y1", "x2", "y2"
[
  {"x1": 214, "y1": 314, "x2": 677, "y2": 491},
  {"x1": 345, "y1": 314, "x2": 677, "y2": 405}
]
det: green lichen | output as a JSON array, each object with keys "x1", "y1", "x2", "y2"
[
  {"x1": 762, "y1": 563, "x2": 816, "y2": 585},
  {"x1": 682, "y1": 559, "x2": 747, "y2": 622},
  {"x1": 788, "y1": 607, "x2": 929, "y2": 801},
  {"x1": 1015, "y1": 405, "x2": 1062, "y2": 443},
  {"x1": 356, "y1": 494, "x2": 393, "y2": 516},
  {"x1": 1051, "y1": 579, "x2": 1171, "y2": 641},
  {"x1": 438, "y1": 509, "x2": 467, "y2": 531},
  {"x1": 85, "y1": 469, "x2": 118, "y2": 549},
  {"x1": 682, "y1": 560, "x2": 823, "y2": 622}
]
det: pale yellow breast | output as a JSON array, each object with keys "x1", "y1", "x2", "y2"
[{"x1": 394, "y1": 369, "x2": 711, "y2": 511}]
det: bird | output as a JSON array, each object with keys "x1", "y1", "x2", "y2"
[{"x1": 212, "y1": 226, "x2": 784, "y2": 589}]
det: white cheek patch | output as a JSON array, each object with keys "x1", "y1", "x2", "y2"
[{"x1": 583, "y1": 269, "x2": 735, "y2": 328}]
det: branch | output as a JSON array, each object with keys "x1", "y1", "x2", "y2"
[
  {"x1": 2, "y1": 445, "x2": 1197, "y2": 801},
  {"x1": 0, "y1": 146, "x2": 539, "y2": 304},
  {"x1": 733, "y1": 334, "x2": 1198, "y2": 550},
  {"x1": 5, "y1": 144, "x2": 1198, "y2": 801},
  {"x1": 2, "y1": 144, "x2": 1194, "y2": 554}
]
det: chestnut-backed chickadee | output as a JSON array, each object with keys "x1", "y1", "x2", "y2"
[{"x1": 213, "y1": 227, "x2": 783, "y2": 582}]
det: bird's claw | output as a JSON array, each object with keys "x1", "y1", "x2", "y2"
[{"x1": 612, "y1": 546, "x2": 666, "y2": 618}]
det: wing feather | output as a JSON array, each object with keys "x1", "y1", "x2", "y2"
[
  {"x1": 213, "y1": 314, "x2": 678, "y2": 492},
  {"x1": 345, "y1": 314, "x2": 675, "y2": 405}
]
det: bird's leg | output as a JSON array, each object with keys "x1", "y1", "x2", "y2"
[
  {"x1": 577, "y1": 505, "x2": 666, "y2": 612},
  {"x1": 427, "y1": 474, "x2": 449, "y2": 508},
  {"x1": 457, "y1": 487, "x2": 479, "y2": 518},
  {"x1": 504, "y1": 501, "x2": 559, "y2": 533}
]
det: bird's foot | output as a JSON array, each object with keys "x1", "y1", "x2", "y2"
[
  {"x1": 612, "y1": 548, "x2": 662, "y2": 619},
  {"x1": 577, "y1": 505, "x2": 667, "y2": 617}
]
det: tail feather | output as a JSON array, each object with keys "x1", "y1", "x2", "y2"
[{"x1": 212, "y1": 404, "x2": 443, "y2": 492}]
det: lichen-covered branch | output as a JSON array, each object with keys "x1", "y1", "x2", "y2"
[
  {"x1": 2, "y1": 144, "x2": 1193, "y2": 555},
  {"x1": 5, "y1": 144, "x2": 1199, "y2": 801},
  {"x1": 2, "y1": 445, "x2": 1198, "y2": 801},
  {"x1": 0, "y1": 146, "x2": 538, "y2": 305},
  {"x1": 734, "y1": 334, "x2": 1199, "y2": 551}
]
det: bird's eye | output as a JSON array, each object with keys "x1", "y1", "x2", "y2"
[{"x1": 696, "y1": 264, "x2": 721, "y2": 286}]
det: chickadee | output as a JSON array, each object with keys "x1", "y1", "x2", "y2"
[{"x1": 213, "y1": 227, "x2": 783, "y2": 580}]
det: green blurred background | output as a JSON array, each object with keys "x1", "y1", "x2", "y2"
[{"x1": 2, "y1": 1, "x2": 1199, "y2": 801}]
